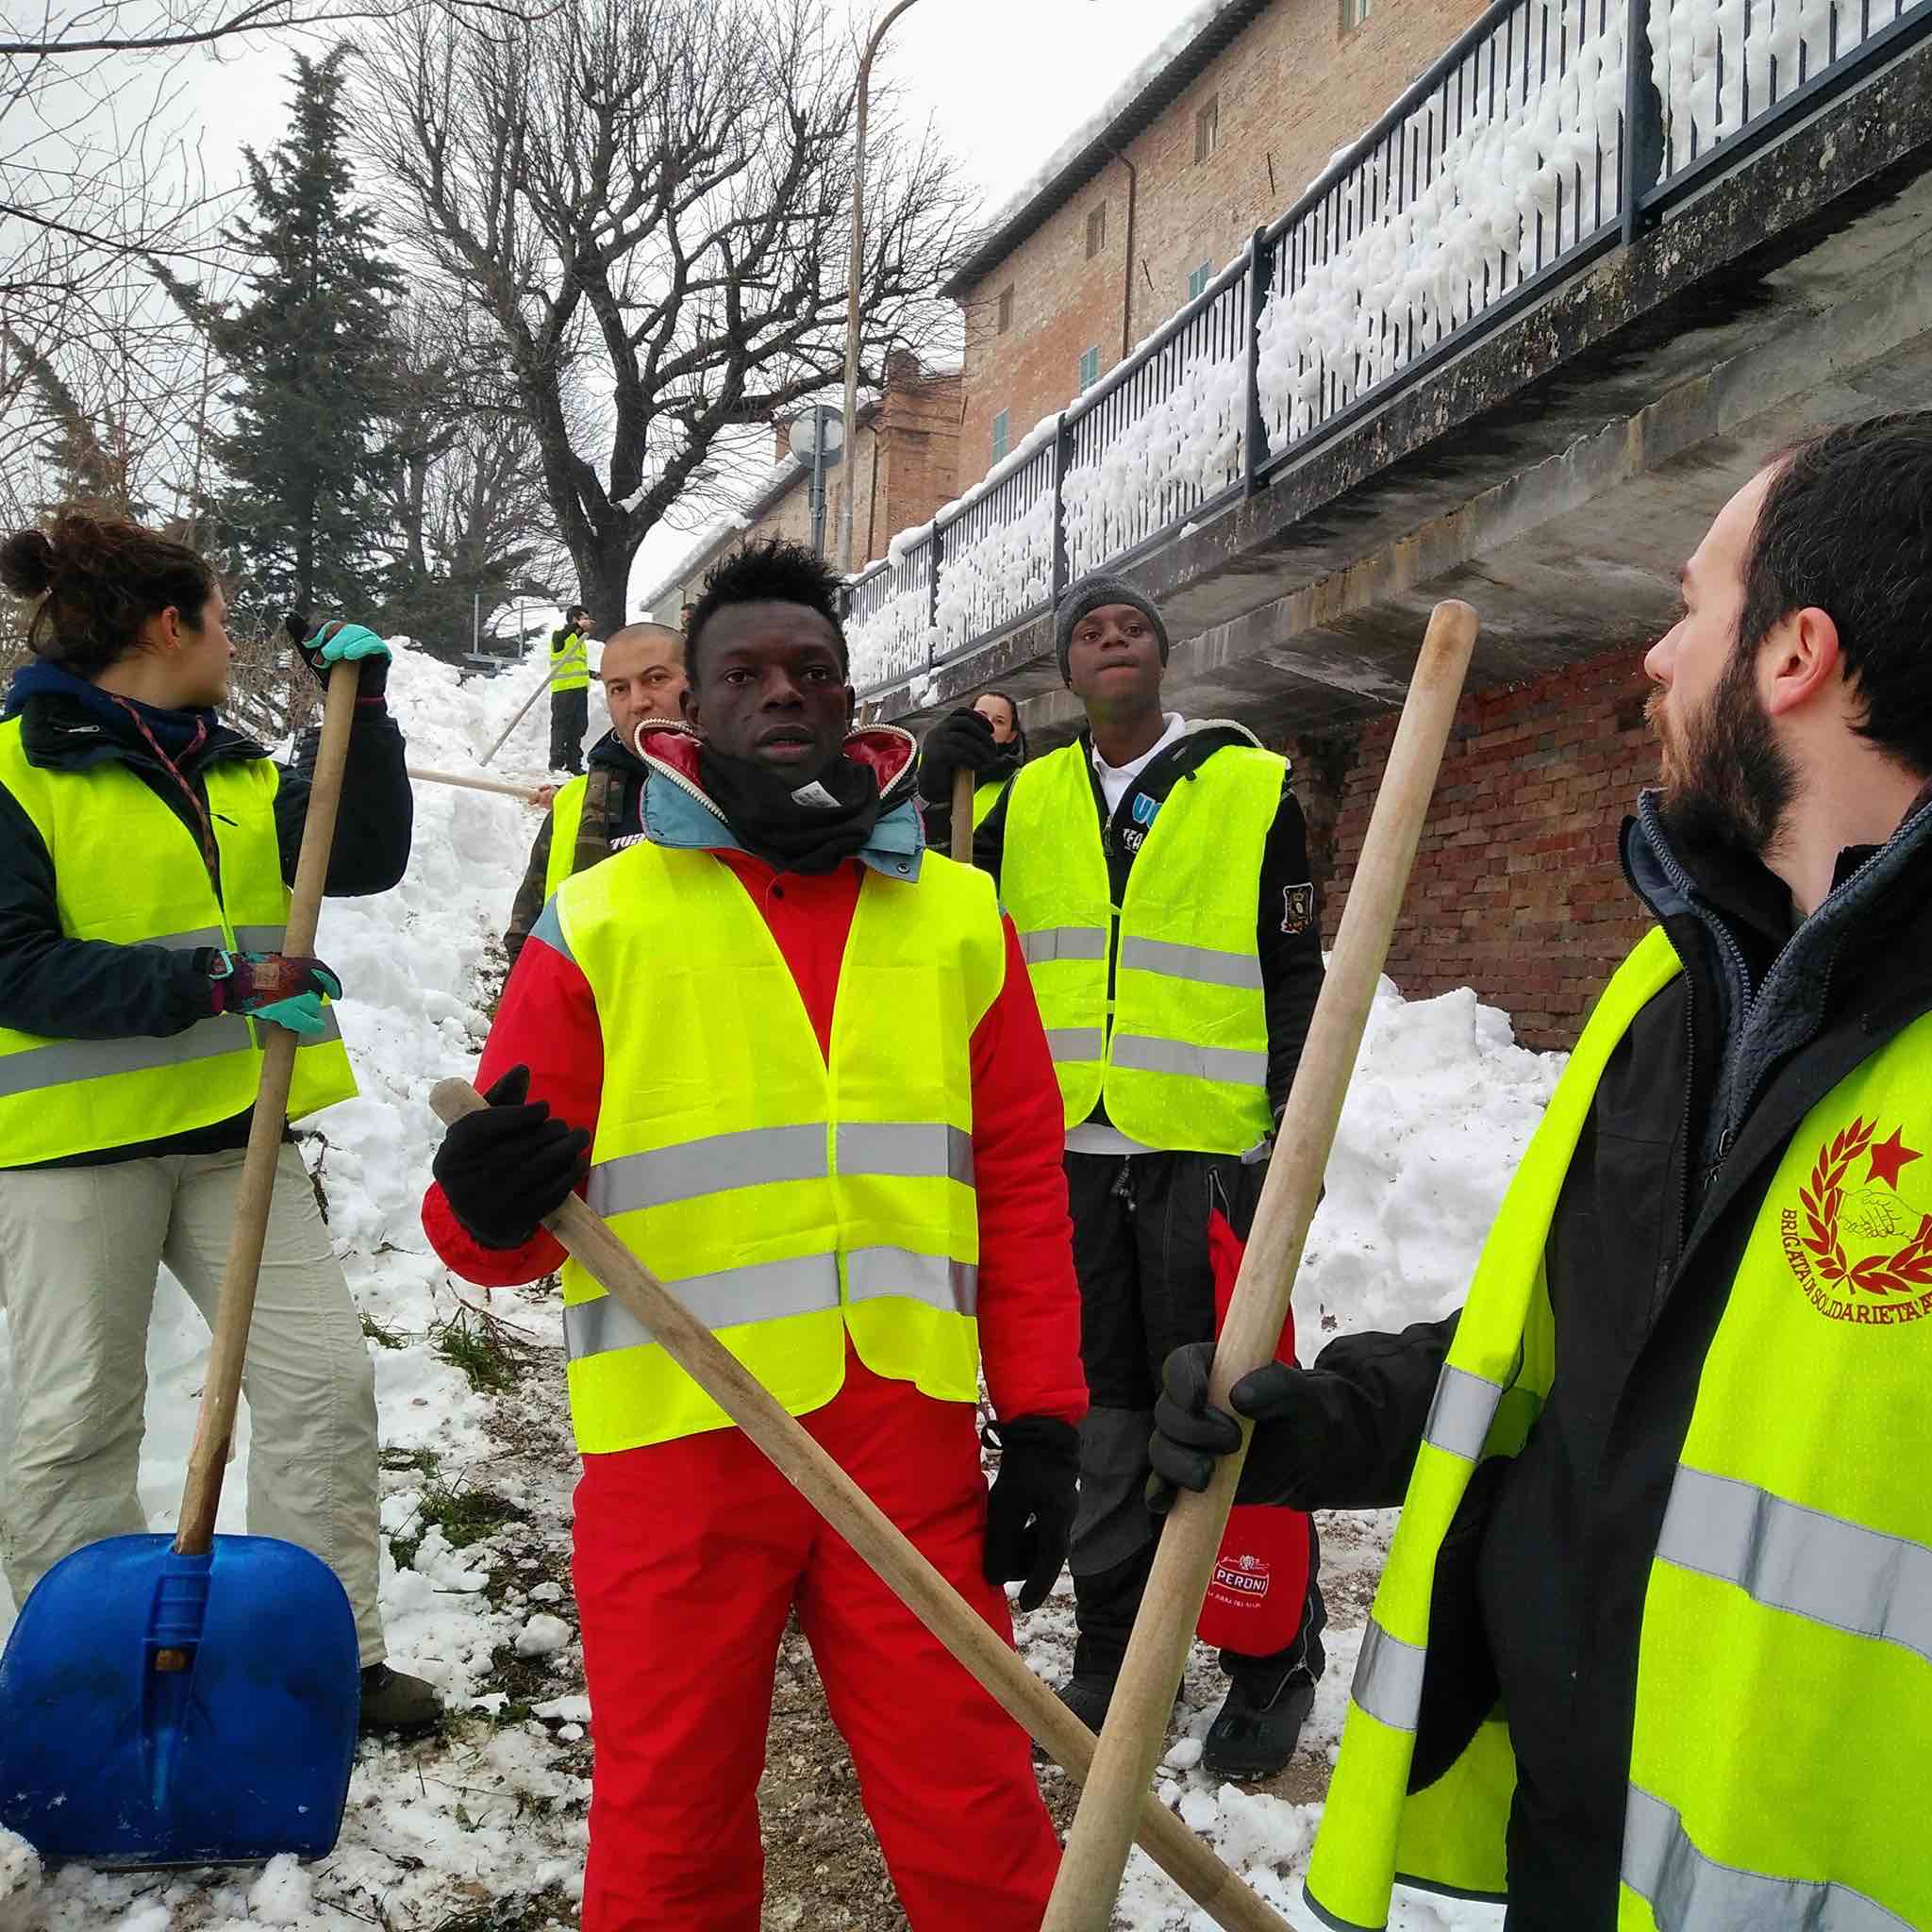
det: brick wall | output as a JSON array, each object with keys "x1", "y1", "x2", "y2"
[
  {"x1": 955, "y1": 0, "x2": 1490, "y2": 484},
  {"x1": 1286, "y1": 644, "x2": 1663, "y2": 1052}
]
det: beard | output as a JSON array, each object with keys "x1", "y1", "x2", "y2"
[{"x1": 1648, "y1": 642, "x2": 1798, "y2": 856}]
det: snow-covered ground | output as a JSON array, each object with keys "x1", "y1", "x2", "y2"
[{"x1": 0, "y1": 646, "x2": 1561, "y2": 1928}]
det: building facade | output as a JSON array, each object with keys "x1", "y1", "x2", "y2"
[{"x1": 945, "y1": 0, "x2": 1491, "y2": 483}]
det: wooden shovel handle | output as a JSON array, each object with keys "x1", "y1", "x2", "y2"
[
  {"x1": 950, "y1": 765, "x2": 974, "y2": 863},
  {"x1": 407, "y1": 763, "x2": 544, "y2": 803},
  {"x1": 1041, "y1": 598, "x2": 1480, "y2": 1931},
  {"x1": 428, "y1": 1077, "x2": 1293, "y2": 1932},
  {"x1": 175, "y1": 660, "x2": 363, "y2": 1557}
]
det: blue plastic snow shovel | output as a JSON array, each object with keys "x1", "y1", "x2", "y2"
[{"x1": 0, "y1": 655, "x2": 367, "y2": 1867}]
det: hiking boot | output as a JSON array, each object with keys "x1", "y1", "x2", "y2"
[
  {"x1": 1201, "y1": 1671, "x2": 1315, "y2": 1780},
  {"x1": 359, "y1": 1663, "x2": 443, "y2": 1735},
  {"x1": 1034, "y1": 1673, "x2": 1181, "y2": 1762}
]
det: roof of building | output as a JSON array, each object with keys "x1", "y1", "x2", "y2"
[{"x1": 939, "y1": 0, "x2": 1274, "y2": 301}]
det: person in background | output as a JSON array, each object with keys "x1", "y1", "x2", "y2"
[
  {"x1": 423, "y1": 538, "x2": 1084, "y2": 1931},
  {"x1": 548, "y1": 604, "x2": 592, "y2": 776},
  {"x1": 505, "y1": 622, "x2": 688, "y2": 969},
  {"x1": 1153, "y1": 412, "x2": 1932, "y2": 1932},
  {"x1": 915, "y1": 689, "x2": 1028, "y2": 853},
  {"x1": 918, "y1": 572, "x2": 1328, "y2": 1778},
  {"x1": 0, "y1": 509, "x2": 439, "y2": 1731}
]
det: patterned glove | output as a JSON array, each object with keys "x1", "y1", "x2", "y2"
[
  {"x1": 206, "y1": 949, "x2": 342, "y2": 1037},
  {"x1": 284, "y1": 615, "x2": 391, "y2": 697}
]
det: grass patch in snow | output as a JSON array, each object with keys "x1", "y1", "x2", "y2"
[
  {"x1": 362, "y1": 1310, "x2": 409, "y2": 1350},
  {"x1": 434, "y1": 1302, "x2": 537, "y2": 1395}
]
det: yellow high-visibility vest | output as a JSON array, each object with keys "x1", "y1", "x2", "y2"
[
  {"x1": 549, "y1": 629, "x2": 590, "y2": 693},
  {"x1": 551, "y1": 838, "x2": 1006, "y2": 1453},
  {"x1": 542, "y1": 775, "x2": 590, "y2": 899},
  {"x1": 972, "y1": 774, "x2": 1009, "y2": 829},
  {"x1": 0, "y1": 716, "x2": 357, "y2": 1166},
  {"x1": 999, "y1": 738, "x2": 1279, "y2": 1153},
  {"x1": 1307, "y1": 924, "x2": 1932, "y2": 1932}
]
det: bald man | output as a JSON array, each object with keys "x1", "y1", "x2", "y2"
[{"x1": 504, "y1": 623, "x2": 689, "y2": 967}]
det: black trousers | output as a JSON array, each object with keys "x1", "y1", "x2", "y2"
[
  {"x1": 1065, "y1": 1147, "x2": 1326, "y2": 1690},
  {"x1": 549, "y1": 684, "x2": 589, "y2": 774}
]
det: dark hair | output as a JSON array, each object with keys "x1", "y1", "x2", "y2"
[
  {"x1": 685, "y1": 536, "x2": 849, "y2": 680},
  {"x1": 567, "y1": 604, "x2": 590, "y2": 625},
  {"x1": 1739, "y1": 411, "x2": 1932, "y2": 774},
  {"x1": 0, "y1": 510, "x2": 217, "y2": 680},
  {"x1": 978, "y1": 688, "x2": 1027, "y2": 757}
]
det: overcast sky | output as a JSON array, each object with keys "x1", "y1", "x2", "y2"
[{"x1": 180, "y1": 0, "x2": 1191, "y2": 611}]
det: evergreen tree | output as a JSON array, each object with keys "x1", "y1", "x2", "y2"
[{"x1": 163, "y1": 47, "x2": 402, "y2": 620}]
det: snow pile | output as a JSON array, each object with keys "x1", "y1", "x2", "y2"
[
  {"x1": 1258, "y1": 0, "x2": 1624, "y2": 447},
  {"x1": 1063, "y1": 331, "x2": 1245, "y2": 577},
  {"x1": 1296, "y1": 980, "x2": 1563, "y2": 1343},
  {"x1": 0, "y1": 1825, "x2": 40, "y2": 1918}
]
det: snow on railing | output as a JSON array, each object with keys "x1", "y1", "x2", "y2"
[
  {"x1": 1260, "y1": 0, "x2": 1624, "y2": 446},
  {"x1": 1652, "y1": 0, "x2": 1924, "y2": 171},
  {"x1": 843, "y1": 0, "x2": 1928, "y2": 698},
  {"x1": 1064, "y1": 276, "x2": 1248, "y2": 577}
]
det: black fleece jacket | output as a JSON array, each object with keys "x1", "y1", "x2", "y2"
[
  {"x1": 1249, "y1": 791, "x2": 1932, "y2": 1930},
  {"x1": 972, "y1": 720, "x2": 1324, "y2": 1124},
  {"x1": 0, "y1": 684, "x2": 411, "y2": 1168}
]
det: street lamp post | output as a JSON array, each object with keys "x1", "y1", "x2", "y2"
[{"x1": 839, "y1": 0, "x2": 928, "y2": 577}]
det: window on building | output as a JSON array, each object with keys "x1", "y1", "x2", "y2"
[
  {"x1": 1195, "y1": 94, "x2": 1220, "y2": 164},
  {"x1": 1341, "y1": 0, "x2": 1372, "y2": 28},
  {"x1": 1078, "y1": 345, "x2": 1101, "y2": 389},
  {"x1": 991, "y1": 409, "x2": 1010, "y2": 464},
  {"x1": 1186, "y1": 259, "x2": 1214, "y2": 302},
  {"x1": 996, "y1": 285, "x2": 1014, "y2": 334},
  {"x1": 1086, "y1": 203, "x2": 1108, "y2": 258}
]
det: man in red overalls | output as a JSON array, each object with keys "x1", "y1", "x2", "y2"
[{"x1": 423, "y1": 537, "x2": 1085, "y2": 1931}]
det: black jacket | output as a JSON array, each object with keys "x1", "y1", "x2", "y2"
[
  {"x1": 973, "y1": 720, "x2": 1324, "y2": 1124},
  {"x1": 0, "y1": 683, "x2": 412, "y2": 1168},
  {"x1": 503, "y1": 728, "x2": 650, "y2": 966},
  {"x1": 1261, "y1": 791, "x2": 1932, "y2": 1929}
]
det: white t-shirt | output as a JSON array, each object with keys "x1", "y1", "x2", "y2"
[
  {"x1": 1091, "y1": 713, "x2": 1185, "y2": 818},
  {"x1": 1066, "y1": 714, "x2": 1188, "y2": 1158}
]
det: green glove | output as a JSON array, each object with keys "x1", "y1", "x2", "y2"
[{"x1": 286, "y1": 616, "x2": 392, "y2": 694}]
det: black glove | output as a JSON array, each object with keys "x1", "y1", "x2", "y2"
[
  {"x1": 431, "y1": 1064, "x2": 591, "y2": 1249},
  {"x1": 1146, "y1": 1342, "x2": 1326, "y2": 1513},
  {"x1": 982, "y1": 1415, "x2": 1080, "y2": 1612},
  {"x1": 915, "y1": 707, "x2": 1002, "y2": 804}
]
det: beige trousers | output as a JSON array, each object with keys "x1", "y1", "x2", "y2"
[{"x1": 0, "y1": 1143, "x2": 383, "y2": 1662}]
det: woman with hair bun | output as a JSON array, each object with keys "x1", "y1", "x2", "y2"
[{"x1": 0, "y1": 509, "x2": 437, "y2": 1731}]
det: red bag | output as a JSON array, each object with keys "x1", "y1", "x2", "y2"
[{"x1": 1193, "y1": 1205, "x2": 1312, "y2": 1654}]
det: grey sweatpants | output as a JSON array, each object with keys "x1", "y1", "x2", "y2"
[{"x1": 0, "y1": 1143, "x2": 383, "y2": 1662}]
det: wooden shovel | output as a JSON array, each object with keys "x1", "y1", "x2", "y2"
[
  {"x1": 428, "y1": 1076, "x2": 1297, "y2": 1932},
  {"x1": 1040, "y1": 599, "x2": 1479, "y2": 1931},
  {"x1": 951, "y1": 765, "x2": 975, "y2": 863},
  {"x1": 408, "y1": 763, "x2": 547, "y2": 804}
]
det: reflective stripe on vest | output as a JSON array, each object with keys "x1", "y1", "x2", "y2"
[
  {"x1": 543, "y1": 775, "x2": 590, "y2": 899},
  {"x1": 549, "y1": 629, "x2": 590, "y2": 692},
  {"x1": 1000, "y1": 739, "x2": 1281, "y2": 1153},
  {"x1": 0, "y1": 719, "x2": 357, "y2": 1164},
  {"x1": 1311, "y1": 925, "x2": 1932, "y2": 1932},
  {"x1": 553, "y1": 840, "x2": 1005, "y2": 1454}
]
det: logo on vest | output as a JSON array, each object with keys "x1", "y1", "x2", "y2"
[
  {"x1": 1209, "y1": 1551, "x2": 1271, "y2": 1600},
  {"x1": 1783, "y1": 1116, "x2": 1932, "y2": 1324}
]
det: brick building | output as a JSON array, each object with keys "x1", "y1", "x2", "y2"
[
  {"x1": 1284, "y1": 644, "x2": 1661, "y2": 1054},
  {"x1": 944, "y1": 0, "x2": 1490, "y2": 480},
  {"x1": 644, "y1": 357, "x2": 960, "y2": 622}
]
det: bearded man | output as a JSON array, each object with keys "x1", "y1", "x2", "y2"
[{"x1": 1150, "y1": 412, "x2": 1932, "y2": 1932}]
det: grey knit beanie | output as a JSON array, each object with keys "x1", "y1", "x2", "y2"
[{"x1": 1055, "y1": 574, "x2": 1170, "y2": 686}]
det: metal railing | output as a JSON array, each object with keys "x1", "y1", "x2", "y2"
[{"x1": 844, "y1": 0, "x2": 1929, "y2": 700}]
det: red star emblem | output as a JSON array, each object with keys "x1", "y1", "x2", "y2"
[{"x1": 1866, "y1": 1128, "x2": 1922, "y2": 1191}]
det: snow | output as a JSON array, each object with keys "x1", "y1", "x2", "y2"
[{"x1": 0, "y1": 635, "x2": 1566, "y2": 1925}]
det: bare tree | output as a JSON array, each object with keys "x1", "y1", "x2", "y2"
[
  {"x1": 372, "y1": 299, "x2": 569, "y2": 648},
  {"x1": 354, "y1": 0, "x2": 971, "y2": 629}
]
